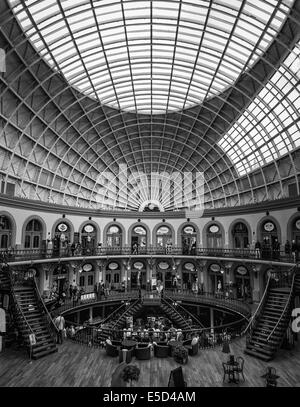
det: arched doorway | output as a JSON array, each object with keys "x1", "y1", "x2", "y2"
[
  {"x1": 106, "y1": 261, "x2": 121, "y2": 291},
  {"x1": 131, "y1": 226, "x2": 147, "y2": 254},
  {"x1": 81, "y1": 224, "x2": 97, "y2": 255},
  {"x1": 181, "y1": 225, "x2": 197, "y2": 255},
  {"x1": 261, "y1": 220, "x2": 279, "y2": 259},
  {"x1": 156, "y1": 225, "x2": 173, "y2": 253},
  {"x1": 131, "y1": 261, "x2": 146, "y2": 290},
  {"x1": 234, "y1": 265, "x2": 251, "y2": 300},
  {"x1": 24, "y1": 219, "x2": 43, "y2": 249},
  {"x1": 232, "y1": 222, "x2": 249, "y2": 249},
  {"x1": 182, "y1": 262, "x2": 197, "y2": 291},
  {"x1": 209, "y1": 263, "x2": 224, "y2": 293},
  {"x1": 156, "y1": 260, "x2": 172, "y2": 290},
  {"x1": 78, "y1": 263, "x2": 95, "y2": 293},
  {"x1": 291, "y1": 217, "x2": 300, "y2": 259},
  {"x1": 53, "y1": 222, "x2": 71, "y2": 256},
  {"x1": 0, "y1": 216, "x2": 12, "y2": 249},
  {"x1": 52, "y1": 264, "x2": 69, "y2": 299},
  {"x1": 206, "y1": 224, "x2": 223, "y2": 251},
  {"x1": 106, "y1": 225, "x2": 122, "y2": 252}
]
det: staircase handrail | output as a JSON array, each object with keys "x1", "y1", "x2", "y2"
[
  {"x1": 161, "y1": 296, "x2": 194, "y2": 329},
  {"x1": 33, "y1": 276, "x2": 59, "y2": 335},
  {"x1": 111, "y1": 299, "x2": 140, "y2": 330},
  {"x1": 99, "y1": 302, "x2": 127, "y2": 326},
  {"x1": 4, "y1": 265, "x2": 35, "y2": 337},
  {"x1": 242, "y1": 273, "x2": 271, "y2": 335},
  {"x1": 266, "y1": 266, "x2": 296, "y2": 342},
  {"x1": 163, "y1": 293, "x2": 205, "y2": 328}
]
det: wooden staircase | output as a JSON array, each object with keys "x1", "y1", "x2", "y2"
[
  {"x1": 12, "y1": 284, "x2": 58, "y2": 359},
  {"x1": 161, "y1": 301, "x2": 191, "y2": 331},
  {"x1": 244, "y1": 267, "x2": 296, "y2": 361}
]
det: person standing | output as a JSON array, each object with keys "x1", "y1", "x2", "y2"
[{"x1": 55, "y1": 314, "x2": 65, "y2": 344}]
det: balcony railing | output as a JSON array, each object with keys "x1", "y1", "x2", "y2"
[{"x1": 0, "y1": 246, "x2": 297, "y2": 263}]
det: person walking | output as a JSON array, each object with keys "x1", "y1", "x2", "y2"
[{"x1": 55, "y1": 314, "x2": 65, "y2": 344}]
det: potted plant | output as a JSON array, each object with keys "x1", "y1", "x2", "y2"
[
  {"x1": 121, "y1": 364, "x2": 140, "y2": 387},
  {"x1": 173, "y1": 345, "x2": 188, "y2": 364}
]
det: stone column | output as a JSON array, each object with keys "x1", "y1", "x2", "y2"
[
  {"x1": 210, "y1": 307, "x2": 214, "y2": 333},
  {"x1": 89, "y1": 307, "x2": 93, "y2": 322}
]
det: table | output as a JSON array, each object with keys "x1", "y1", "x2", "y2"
[
  {"x1": 226, "y1": 361, "x2": 239, "y2": 383},
  {"x1": 121, "y1": 339, "x2": 137, "y2": 349}
]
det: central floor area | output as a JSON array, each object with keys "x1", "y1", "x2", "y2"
[{"x1": 0, "y1": 337, "x2": 299, "y2": 387}]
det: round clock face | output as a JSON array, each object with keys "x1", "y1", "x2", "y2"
[
  {"x1": 83, "y1": 263, "x2": 93, "y2": 272},
  {"x1": 148, "y1": 203, "x2": 155, "y2": 210},
  {"x1": 295, "y1": 219, "x2": 300, "y2": 230},
  {"x1": 58, "y1": 223, "x2": 68, "y2": 232},
  {"x1": 264, "y1": 222, "x2": 274, "y2": 232},
  {"x1": 209, "y1": 225, "x2": 219, "y2": 233},
  {"x1": 84, "y1": 224, "x2": 94, "y2": 233},
  {"x1": 184, "y1": 263, "x2": 195, "y2": 271}
]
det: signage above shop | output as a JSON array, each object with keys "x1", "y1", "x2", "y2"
[
  {"x1": 264, "y1": 221, "x2": 275, "y2": 232},
  {"x1": 133, "y1": 262, "x2": 144, "y2": 270},
  {"x1": 184, "y1": 262, "x2": 195, "y2": 271},
  {"x1": 133, "y1": 226, "x2": 146, "y2": 235},
  {"x1": 236, "y1": 266, "x2": 248, "y2": 275},
  {"x1": 108, "y1": 262, "x2": 119, "y2": 270},
  {"x1": 210, "y1": 263, "x2": 221, "y2": 272},
  {"x1": 183, "y1": 226, "x2": 195, "y2": 234},
  {"x1": 157, "y1": 226, "x2": 170, "y2": 235},
  {"x1": 57, "y1": 223, "x2": 68, "y2": 232},
  {"x1": 82, "y1": 263, "x2": 93, "y2": 272},
  {"x1": 108, "y1": 226, "x2": 120, "y2": 234},
  {"x1": 158, "y1": 261, "x2": 169, "y2": 270},
  {"x1": 209, "y1": 224, "x2": 219, "y2": 233},
  {"x1": 84, "y1": 224, "x2": 94, "y2": 233}
]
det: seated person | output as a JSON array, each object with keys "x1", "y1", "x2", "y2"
[
  {"x1": 106, "y1": 336, "x2": 112, "y2": 346},
  {"x1": 191, "y1": 334, "x2": 199, "y2": 346}
]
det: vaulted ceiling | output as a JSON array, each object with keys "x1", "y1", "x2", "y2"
[{"x1": 0, "y1": 0, "x2": 300, "y2": 211}]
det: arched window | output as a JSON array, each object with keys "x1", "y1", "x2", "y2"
[
  {"x1": 207, "y1": 224, "x2": 222, "y2": 249},
  {"x1": 232, "y1": 222, "x2": 249, "y2": 249},
  {"x1": 0, "y1": 216, "x2": 12, "y2": 249},
  {"x1": 182, "y1": 262, "x2": 197, "y2": 290},
  {"x1": 131, "y1": 226, "x2": 147, "y2": 253},
  {"x1": 25, "y1": 219, "x2": 43, "y2": 249},
  {"x1": 81, "y1": 224, "x2": 97, "y2": 254},
  {"x1": 156, "y1": 226, "x2": 172, "y2": 248},
  {"x1": 53, "y1": 222, "x2": 71, "y2": 256},
  {"x1": 291, "y1": 218, "x2": 300, "y2": 250},
  {"x1": 261, "y1": 220, "x2": 278, "y2": 247},
  {"x1": 106, "y1": 225, "x2": 122, "y2": 247},
  {"x1": 181, "y1": 225, "x2": 197, "y2": 254},
  {"x1": 78, "y1": 263, "x2": 95, "y2": 291}
]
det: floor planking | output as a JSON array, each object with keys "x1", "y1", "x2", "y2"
[{"x1": 0, "y1": 337, "x2": 299, "y2": 387}]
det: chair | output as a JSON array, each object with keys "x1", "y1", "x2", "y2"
[
  {"x1": 106, "y1": 342, "x2": 119, "y2": 357},
  {"x1": 135, "y1": 346, "x2": 151, "y2": 360},
  {"x1": 188, "y1": 343, "x2": 199, "y2": 356},
  {"x1": 168, "y1": 366, "x2": 187, "y2": 387},
  {"x1": 236, "y1": 356, "x2": 245, "y2": 382},
  {"x1": 154, "y1": 344, "x2": 169, "y2": 358},
  {"x1": 222, "y1": 362, "x2": 230, "y2": 382}
]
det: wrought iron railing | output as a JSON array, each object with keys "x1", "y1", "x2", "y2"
[
  {"x1": 1, "y1": 246, "x2": 297, "y2": 263},
  {"x1": 162, "y1": 293, "x2": 205, "y2": 328}
]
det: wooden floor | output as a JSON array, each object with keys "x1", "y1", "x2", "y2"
[{"x1": 0, "y1": 337, "x2": 299, "y2": 387}]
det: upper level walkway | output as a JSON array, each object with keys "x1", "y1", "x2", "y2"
[{"x1": 1, "y1": 247, "x2": 297, "y2": 267}]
